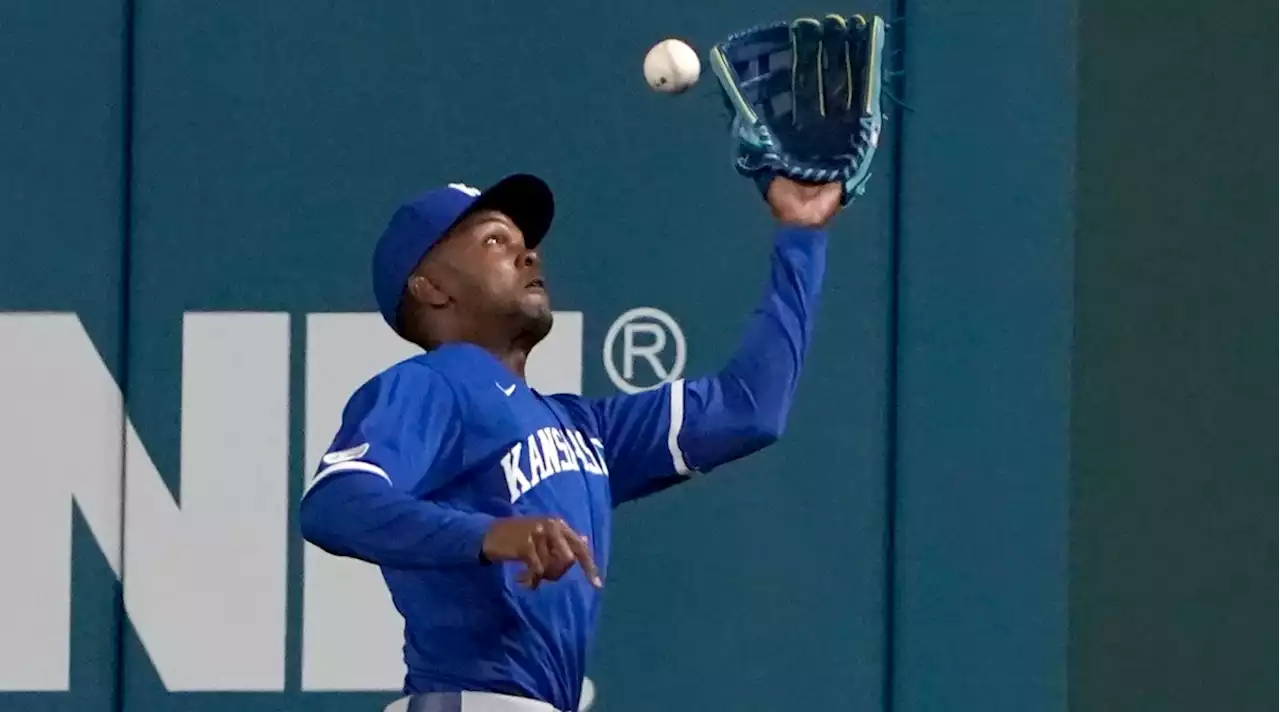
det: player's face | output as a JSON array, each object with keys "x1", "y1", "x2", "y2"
[{"x1": 435, "y1": 209, "x2": 552, "y2": 337}]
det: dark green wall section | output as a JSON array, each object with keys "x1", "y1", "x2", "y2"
[{"x1": 1071, "y1": 0, "x2": 1275, "y2": 709}]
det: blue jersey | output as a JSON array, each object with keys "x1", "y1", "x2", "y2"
[{"x1": 299, "y1": 226, "x2": 827, "y2": 711}]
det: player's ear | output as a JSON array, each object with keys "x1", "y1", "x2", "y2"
[{"x1": 406, "y1": 273, "x2": 450, "y2": 308}]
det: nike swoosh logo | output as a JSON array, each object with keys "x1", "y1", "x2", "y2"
[{"x1": 496, "y1": 382, "x2": 516, "y2": 397}]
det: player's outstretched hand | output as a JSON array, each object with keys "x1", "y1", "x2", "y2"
[
  {"x1": 482, "y1": 517, "x2": 603, "y2": 590},
  {"x1": 766, "y1": 176, "x2": 843, "y2": 229}
]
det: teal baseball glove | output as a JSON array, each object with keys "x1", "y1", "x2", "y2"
[{"x1": 710, "y1": 14, "x2": 888, "y2": 206}]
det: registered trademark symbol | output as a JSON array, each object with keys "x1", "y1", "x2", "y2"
[{"x1": 602, "y1": 307, "x2": 686, "y2": 394}]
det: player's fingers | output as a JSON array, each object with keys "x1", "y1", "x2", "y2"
[
  {"x1": 532, "y1": 528, "x2": 552, "y2": 566},
  {"x1": 549, "y1": 521, "x2": 578, "y2": 568},
  {"x1": 523, "y1": 534, "x2": 545, "y2": 581},
  {"x1": 564, "y1": 530, "x2": 603, "y2": 588},
  {"x1": 531, "y1": 529, "x2": 555, "y2": 586},
  {"x1": 540, "y1": 526, "x2": 578, "y2": 581}
]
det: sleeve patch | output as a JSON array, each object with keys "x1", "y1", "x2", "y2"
[{"x1": 321, "y1": 442, "x2": 370, "y2": 465}]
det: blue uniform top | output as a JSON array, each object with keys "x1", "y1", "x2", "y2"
[{"x1": 299, "y1": 226, "x2": 827, "y2": 711}]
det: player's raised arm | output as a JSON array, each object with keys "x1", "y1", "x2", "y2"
[
  {"x1": 298, "y1": 363, "x2": 495, "y2": 568},
  {"x1": 590, "y1": 178, "x2": 842, "y2": 505}
]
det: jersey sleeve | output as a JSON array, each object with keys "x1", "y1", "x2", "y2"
[
  {"x1": 592, "y1": 225, "x2": 828, "y2": 506},
  {"x1": 586, "y1": 381, "x2": 690, "y2": 504},
  {"x1": 306, "y1": 362, "x2": 463, "y2": 498}
]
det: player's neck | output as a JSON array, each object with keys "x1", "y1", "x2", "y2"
[
  {"x1": 428, "y1": 335, "x2": 529, "y2": 380},
  {"x1": 457, "y1": 332, "x2": 530, "y2": 381},
  {"x1": 493, "y1": 349, "x2": 529, "y2": 381},
  {"x1": 486, "y1": 320, "x2": 547, "y2": 382}
]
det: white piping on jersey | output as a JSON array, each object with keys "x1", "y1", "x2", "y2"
[
  {"x1": 304, "y1": 460, "x2": 392, "y2": 496},
  {"x1": 667, "y1": 378, "x2": 691, "y2": 475}
]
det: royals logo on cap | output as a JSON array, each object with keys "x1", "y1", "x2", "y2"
[{"x1": 447, "y1": 183, "x2": 482, "y2": 197}]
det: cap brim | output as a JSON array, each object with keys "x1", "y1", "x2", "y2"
[{"x1": 454, "y1": 173, "x2": 555, "y2": 249}]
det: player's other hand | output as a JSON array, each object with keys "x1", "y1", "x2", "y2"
[
  {"x1": 481, "y1": 517, "x2": 603, "y2": 590},
  {"x1": 766, "y1": 176, "x2": 843, "y2": 229}
]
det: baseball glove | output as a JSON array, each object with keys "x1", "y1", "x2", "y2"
[{"x1": 710, "y1": 13, "x2": 888, "y2": 206}]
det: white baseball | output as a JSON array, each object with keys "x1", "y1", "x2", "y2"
[{"x1": 643, "y1": 38, "x2": 700, "y2": 94}]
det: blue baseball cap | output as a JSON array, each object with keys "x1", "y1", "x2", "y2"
[{"x1": 371, "y1": 173, "x2": 555, "y2": 332}]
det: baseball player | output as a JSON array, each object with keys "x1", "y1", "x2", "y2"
[{"x1": 298, "y1": 172, "x2": 841, "y2": 712}]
